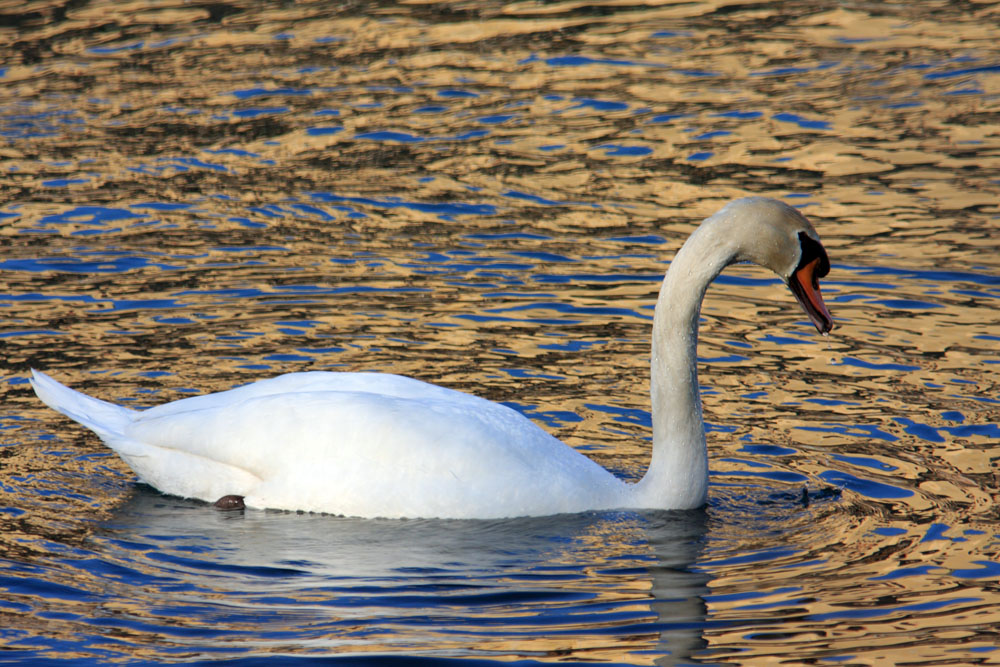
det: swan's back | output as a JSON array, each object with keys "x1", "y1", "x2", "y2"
[{"x1": 138, "y1": 371, "x2": 482, "y2": 418}]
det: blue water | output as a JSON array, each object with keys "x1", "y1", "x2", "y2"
[
  {"x1": 2, "y1": 0, "x2": 1000, "y2": 664},
  {"x1": 3, "y1": 492, "x2": 712, "y2": 663}
]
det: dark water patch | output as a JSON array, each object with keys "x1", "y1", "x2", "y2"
[
  {"x1": 798, "y1": 423, "x2": 898, "y2": 441},
  {"x1": 892, "y1": 417, "x2": 945, "y2": 443},
  {"x1": 712, "y1": 469, "x2": 809, "y2": 484},
  {"x1": 229, "y1": 87, "x2": 314, "y2": 99},
  {"x1": 832, "y1": 454, "x2": 897, "y2": 472},
  {"x1": 836, "y1": 357, "x2": 920, "y2": 372},
  {"x1": 817, "y1": 471, "x2": 912, "y2": 500},
  {"x1": 924, "y1": 63, "x2": 1000, "y2": 79},
  {"x1": 1, "y1": 256, "x2": 181, "y2": 274},
  {"x1": 807, "y1": 597, "x2": 981, "y2": 623},
  {"x1": 529, "y1": 54, "x2": 665, "y2": 69},
  {"x1": 703, "y1": 547, "x2": 801, "y2": 568},
  {"x1": 309, "y1": 192, "x2": 496, "y2": 218},
  {"x1": 771, "y1": 112, "x2": 831, "y2": 130},
  {"x1": 592, "y1": 144, "x2": 653, "y2": 156},
  {"x1": 740, "y1": 444, "x2": 798, "y2": 456},
  {"x1": 951, "y1": 561, "x2": 1000, "y2": 579}
]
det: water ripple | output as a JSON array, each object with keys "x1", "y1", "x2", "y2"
[{"x1": 2, "y1": 1, "x2": 999, "y2": 664}]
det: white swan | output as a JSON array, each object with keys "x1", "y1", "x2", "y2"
[{"x1": 31, "y1": 197, "x2": 833, "y2": 519}]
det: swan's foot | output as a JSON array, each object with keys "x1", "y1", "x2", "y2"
[{"x1": 214, "y1": 495, "x2": 245, "y2": 510}]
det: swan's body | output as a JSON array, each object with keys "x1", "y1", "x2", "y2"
[
  {"x1": 31, "y1": 197, "x2": 833, "y2": 519},
  {"x1": 31, "y1": 370, "x2": 630, "y2": 518}
]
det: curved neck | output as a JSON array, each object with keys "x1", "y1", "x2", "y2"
[{"x1": 634, "y1": 224, "x2": 735, "y2": 509}]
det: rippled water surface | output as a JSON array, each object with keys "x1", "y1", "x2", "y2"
[{"x1": 2, "y1": 0, "x2": 999, "y2": 664}]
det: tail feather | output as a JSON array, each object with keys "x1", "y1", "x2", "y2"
[{"x1": 30, "y1": 369, "x2": 138, "y2": 440}]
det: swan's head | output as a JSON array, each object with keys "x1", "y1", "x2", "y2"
[{"x1": 710, "y1": 197, "x2": 834, "y2": 334}]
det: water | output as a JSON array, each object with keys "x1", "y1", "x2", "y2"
[{"x1": 1, "y1": 0, "x2": 998, "y2": 663}]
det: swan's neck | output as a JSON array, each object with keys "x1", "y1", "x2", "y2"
[{"x1": 634, "y1": 224, "x2": 735, "y2": 509}]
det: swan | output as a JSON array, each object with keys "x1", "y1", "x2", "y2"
[{"x1": 30, "y1": 197, "x2": 833, "y2": 519}]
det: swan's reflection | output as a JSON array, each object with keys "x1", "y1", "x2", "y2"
[{"x1": 93, "y1": 487, "x2": 709, "y2": 663}]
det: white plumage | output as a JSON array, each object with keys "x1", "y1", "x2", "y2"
[{"x1": 31, "y1": 197, "x2": 834, "y2": 519}]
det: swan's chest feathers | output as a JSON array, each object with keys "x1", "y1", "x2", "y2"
[{"x1": 125, "y1": 372, "x2": 626, "y2": 518}]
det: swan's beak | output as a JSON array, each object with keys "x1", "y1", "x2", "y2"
[{"x1": 788, "y1": 257, "x2": 834, "y2": 334}]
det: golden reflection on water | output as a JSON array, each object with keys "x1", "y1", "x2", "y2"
[{"x1": 2, "y1": 0, "x2": 999, "y2": 663}]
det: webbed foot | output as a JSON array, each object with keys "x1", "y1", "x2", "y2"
[{"x1": 214, "y1": 495, "x2": 245, "y2": 510}]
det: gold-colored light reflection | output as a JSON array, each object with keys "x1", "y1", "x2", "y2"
[{"x1": 1, "y1": 0, "x2": 998, "y2": 664}]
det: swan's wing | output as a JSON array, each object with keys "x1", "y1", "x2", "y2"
[
  {"x1": 125, "y1": 387, "x2": 625, "y2": 518},
  {"x1": 32, "y1": 370, "x2": 627, "y2": 517},
  {"x1": 137, "y1": 371, "x2": 479, "y2": 419}
]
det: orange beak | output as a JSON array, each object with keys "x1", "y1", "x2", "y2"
[{"x1": 788, "y1": 257, "x2": 834, "y2": 334}]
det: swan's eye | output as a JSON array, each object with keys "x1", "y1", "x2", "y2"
[{"x1": 796, "y1": 232, "x2": 829, "y2": 281}]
